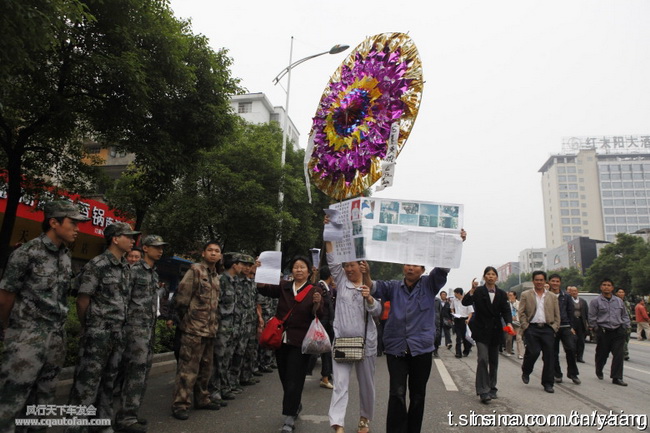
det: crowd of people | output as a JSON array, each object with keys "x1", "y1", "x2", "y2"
[{"x1": 0, "y1": 201, "x2": 648, "y2": 433}]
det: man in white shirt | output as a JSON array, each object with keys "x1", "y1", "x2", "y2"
[{"x1": 450, "y1": 288, "x2": 474, "y2": 358}]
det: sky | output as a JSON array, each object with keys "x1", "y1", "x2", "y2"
[{"x1": 169, "y1": 0, "x2": 650, "y2": 291}]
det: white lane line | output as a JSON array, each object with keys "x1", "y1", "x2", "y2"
[
  {"x1": 434, "y1": 359, "x2": 458, "y2": 391},
  {"x1": 625, "y1": 366, "x2": 650, "y2": 375}
]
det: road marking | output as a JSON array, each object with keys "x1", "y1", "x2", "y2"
[
  {"x1": 434, "y1": 359, "x2": 458, "y2": 391},
  {"x1": 625, "y1": 366, "x2": 650, "y2": 375}
]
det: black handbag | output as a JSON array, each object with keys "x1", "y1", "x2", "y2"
[{"x1": 333, "y1": 310, "x2": 368, "y2": 363}]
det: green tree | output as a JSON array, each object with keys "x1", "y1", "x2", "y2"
[
  {"x1": 144, "y1": 120, "x2": 331, "y2": 260},
  {"x1": 1, "y1": 0, "x2": 239, "y2": 261},
  {"x1": 584, "y1": 233, "x2": 650, "y2": 293}
]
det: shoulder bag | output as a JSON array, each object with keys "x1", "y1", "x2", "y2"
[
  {"x1": 259, "y1": 284, "x2": 313, "y2": 350},
  {"x1": 333, "y1": 309, "x2": 368, "y2": 363}
]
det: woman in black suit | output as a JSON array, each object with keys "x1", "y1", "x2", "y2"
[{"x1": 462, "y1": 267, "x2": 513, "y2": 403}]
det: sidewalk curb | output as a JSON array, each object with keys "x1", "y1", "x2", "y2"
[{"x1": 55, "y1": 351, "x2": 176, "y2": 397}]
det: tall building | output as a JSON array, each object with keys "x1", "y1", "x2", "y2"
[
  {"x1": 230, "y1": 93, "x2": 300, "y2": 149},
  {"x1": 518, "y1": 248, "x2": 546, "y2": 274},
  {"x1": 539, "y1": 135, "x2": 650, "y2": 247}
]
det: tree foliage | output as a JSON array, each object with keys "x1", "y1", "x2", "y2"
[
  {"x1": 143, "y1": 120, "x2": 331, "y2": 262},
  {"x1": 584, "y1": 233, "x2": 650, "y2": 295},
  {"x1": 0, "y1": 0, "x2": 239, "y2": 261}
]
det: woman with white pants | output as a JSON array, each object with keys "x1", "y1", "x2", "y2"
[{"x1": 325, "y1": 240, "x2": 381, "y2": 433}]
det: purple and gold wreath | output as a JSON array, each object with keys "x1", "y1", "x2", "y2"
[{"x1": 307, "y1": 32, "x2": 423, "y2": 200}]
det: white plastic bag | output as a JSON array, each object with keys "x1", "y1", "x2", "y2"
[{"x1": 302, "y1": 317, "x2": 332, "y2": 355}]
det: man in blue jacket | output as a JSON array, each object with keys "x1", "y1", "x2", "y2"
[{"x1": 372, "y1": 229, "x2": 466, "y2": 433}]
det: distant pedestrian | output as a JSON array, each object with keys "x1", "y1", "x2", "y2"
[
  {"x1": 450, "y1": 287, "x2": 473, "y2": 358},
  {"x1": 615, "y1": 288, "x2": 632, "y2": 361},
  {"x1": 634, "y1": 298, "x2": 650, "y2": 340},
  {"x1": 588, "y1": 279, "x2": 630, "y2": 386},
  {"x1": 518, "y1": 271, "x2": 560, "y2": 394},
  {"x1": 436, "y1": 291, "x2": 453, "y2": 351},
  {"x1": 567, "y1": 286, "x2": 589, "y2": 363},
  {"x1": 0, "y1": 201, "x2": 89, "y2": 433},
  {"x1": 462, "y1": 268, "x2": 513, "y2": 403},
  {"x1": 547, "y1": 274, "x2": 580, "y2": 385},
  {"x1": 505, "y1": 291, "x2": 524, "y2": 359}
]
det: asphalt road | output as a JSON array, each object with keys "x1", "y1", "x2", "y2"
[{"x1": 50, "y1": 336, "x2": 649, "y2": 433}]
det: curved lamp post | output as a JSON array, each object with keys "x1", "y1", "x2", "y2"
[{"x1": 272, "y1": 37, "x2": 349, "y2": 251}]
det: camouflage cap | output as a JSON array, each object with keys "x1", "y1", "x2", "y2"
[
  {"x1": 43, "y1": 200, "x2": 90, "y2": 222},
  {"x1": 224, "y1": 252, "x2": 242, "y2": 263},
  {"x1": 103, "y1": 222, "x2": 140, "y2": 238},
  {"x1": 239, "y1": 254, "x2": 255, "y2": 264},
  {"x1": 142, "y1": 234, "x2": 168, "y2": 246}
]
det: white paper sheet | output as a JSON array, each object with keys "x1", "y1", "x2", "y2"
[{"x1": 254, "y1": 251, "x2": 283, "y2": 285}]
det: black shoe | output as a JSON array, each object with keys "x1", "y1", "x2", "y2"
[
  {"x1": 252, "y1": 371, "x2": 264, "y2": 377},
  {"x1": 463, "y1": 351, "x2": 470, "y2": 357},
  {"x1": 447, "y1": 344, "x2": 452, "y2": 350},
  {"x1": 137, "y1": 418, "x2": 148, "y2": 425},
  {"x1": 117, "y1": 422, "x2": 147, "y2": 433},
  {"x1": 554, "y1": 376, "x2": 563, "y2": 383},
  {"x1": 196, "y1": 401, "x2": 220, "y2": 410},
  {"x1": 241, "y1": 379, "x2": 257, "y2": 386},
  {"x1": 455, "y1": 353, "x2": 462, "y2": 358},
  {"x1": 270, "y1": 364, "x2": 278, "y2": 369},
  {"x1": 222, "y1": 392, "x2": 236, "y2": 400},
  {"x1": 612, "y1": 378, "x2": 628, "y2": 386},
  {"x1": 488, "y1": 391, "x2": 498, "y2": 399},
  {"x1": 568, "y1": 375, "x2": 581, "y2": 385},
  {"x1": 576, "y1": 358, "x2": 585, "y2": 363},
  {"x1": 522, "y1": 373, "x2": 530, "y2": 384},
  {"x1": 260, "y1": 366, "x2": 274, "y2": 373},
  {"x1": 624, "y1": 356, "x2": 630, "y2": 361},
  {"x1": 433, "y1": 350, "x2": 439, "y2": 357},
  {"x1": 231, "y1": 387, "x2": 244, "y2": 394},
  {"x1": 544, "y1": 385, "x2": 554, "y2": 393},
  {"x1": 596, "y1": 371, "x2": 603, "y2": 380},
  {"x1": 172, "y1": 409, "x2": 189, "y2": 420},
  {"x1": 480, "y1": 393, "x2": 491, "y2": 403}
]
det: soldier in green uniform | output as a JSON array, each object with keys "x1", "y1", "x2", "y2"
[
  {"x1": 228, "y1": 260, "x2": 254, "y2": 391},
  {"x1": 115, "y1": 235, "x2": 168, "y2": 433},
  {"x1": 66, "y1": 222, "x2": 139, "y2": 433},
  {"x1": 171, "y1": 241, "x2": 221, "y2": 421},
  {"x1": 209, "y1": 253, "x2": 241, "y2": 404},
  {"x1": 0, "y1": 201, "x2": 89, "y2": 433},
  {"x1": 239, "y1": 254, "x2": 264, "y2": 385}
]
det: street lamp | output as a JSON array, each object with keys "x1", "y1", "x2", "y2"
[{"x1": 272, "y1": 37, "x2": 349, "y2": 251}]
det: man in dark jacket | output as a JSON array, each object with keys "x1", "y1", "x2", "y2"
[
  {"x1": 568, "y1": 286, "x2": 589, "y2": 363},
  {"x1": 462, "y1": 268, "x2": 512, "y2": 403},
  {"x1": 548, "y1": 275, "x2": 580, "y2": 385}
]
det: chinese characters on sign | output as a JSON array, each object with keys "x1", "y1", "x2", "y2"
[
  {"x1": 562, "y1": 136, "x2": 650, "y2": 154},
  {"x1": 325, "y1": 197, "x2": 464, "y2": 268}
]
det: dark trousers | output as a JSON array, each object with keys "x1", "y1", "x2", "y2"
[
  {"x1": 386, "y1": 352, "x2": 433, "y2": 433},
  {"x1": 553, "y1": 326, "x2": 579, "y2": 378},
  {"x1": 573, "y1": 320, "x2": 586, "y2": 361},
  {"x1": 595, "y1": 327, "x2": 625, "y2": 380},
  {"x1": 454, "y1": 318, "x2": 471, "y2": 356},
  {"x1": 275, "y1": 344, "x2": 311, "y2": 416},
  {"x1": 475, "y1": 342, "x2": 499, "y2": 395},
  {"x1": 522, "y1": 324, "x2": 555, "y2": 387}
]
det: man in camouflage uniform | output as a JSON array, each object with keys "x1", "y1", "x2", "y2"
[
  {"x1": 239, "y1": 255, "x2": 264, "y2": 385},
  {"x1": 115, "y1": 235, "x2": 168, "y2": 433},
  {"x1": 209, "y1": 253, "x2": 241, "y2": 404},
  {"x1": 66, "y1": 222, "x2": 139, "y2": 433},
  {"x1": 0, "y1": 201, "x2": 89, "y2": 433},
  {"x1": 228, "y1": 259, "x2": 255, "y2": 391},
  {"x1": 171, "y1": 241, "x2": 222, "y2": 421}
]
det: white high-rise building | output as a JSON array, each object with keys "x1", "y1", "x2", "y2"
[{"x1": 540, "y1": 136, "x2": 650, "y2": 247}]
